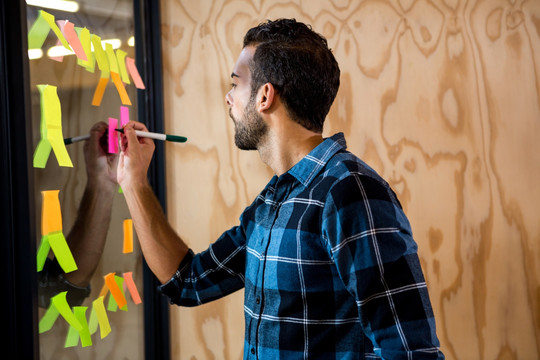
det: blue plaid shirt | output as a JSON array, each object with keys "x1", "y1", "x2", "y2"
[{"x1": 159, "y1": 133, "x2": 444, "y2": 359}]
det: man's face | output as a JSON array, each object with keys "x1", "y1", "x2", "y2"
[{"x1": 226, "y1": 46, "x2": 268, "y2": 150}]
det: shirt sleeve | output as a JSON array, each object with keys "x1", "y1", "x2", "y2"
[
  {"x1": 158, "y1": 224, "x2": 247, "y2": 307},
  {"x1": 321, "y1": 172, "x2": 444, "y2": 359}
]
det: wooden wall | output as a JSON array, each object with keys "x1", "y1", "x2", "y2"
[{"x1": 160, "y1": 0, "x2": 540, "y2": 358}]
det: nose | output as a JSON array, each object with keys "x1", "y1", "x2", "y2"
[{"x1": 225, "y1": 90, "x2": 232, "y2": 106}]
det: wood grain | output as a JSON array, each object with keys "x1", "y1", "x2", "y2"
[{"x1": 161, "y1": 0, "x2": 540, "y2": 358}]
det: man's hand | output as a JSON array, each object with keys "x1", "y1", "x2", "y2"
[
  {"x1": 84, "y1": 121, "x2": 118, "y2": 192},
  {"x1": 117, "y1": 120, "x2": 156, "y2": 191}
]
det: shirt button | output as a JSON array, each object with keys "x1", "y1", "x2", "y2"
[
  {"x1": 251, "y1": 348, "x2": 255, "y2": 355},
  {"x1": 255, "y1": 297, "x2": 260, "y2": 304}
]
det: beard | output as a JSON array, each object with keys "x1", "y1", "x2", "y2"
[{"x1": 231, "y1": 96, "x2": 268, "y2": 150}]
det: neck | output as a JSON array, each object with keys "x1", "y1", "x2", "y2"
[{"x1": 258, "y1": 122, "x2": 323, "y2": 176}]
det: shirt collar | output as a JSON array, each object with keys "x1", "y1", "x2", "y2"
[{"x1": 286, "y1": 132, "x2": 347, "y2": 187}]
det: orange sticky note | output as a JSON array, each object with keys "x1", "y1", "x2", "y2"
[
  {"x1": 123, "y1": 272, "x2": 142, "y2": 304},
  {"x1": 91, "y1": 77, "x2": 108, "y2": 106},
  {"x1": 104, "y1": 272, "x2": 127, "y2": 309},
  {"x1": 111, "y1": 72, "x2": 131, "y2": 105},
  {"x1": 123, "y1": 219, "x2": 133, "y2": 253},
  {"x1": 125, "y1": 57, "x2": 145, "y2": 89},
  {"x1": 41, "y1": 190, "x2": 62, "y2": 234}
]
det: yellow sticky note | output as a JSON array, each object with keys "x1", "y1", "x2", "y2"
[
  {"x1": 33, "y1": 85, "x2": 73, "y2": 168},
  {"x1": 104, "y1": 272, "x2": 127, "y2": 310},
  {"x1": 123, "y1": 272, "x2": 142, "y2": 304},
  {"x1": 92, "y1": 296, "x2": 111, "y2": 339},
  {"x1": 51, "y1": 292, "x2": 82, "y2": 332},
  {"x1": 40, "y1": 11, "x2": 71, "y2": 50},
  {"x1": 105, "y1": 43, "x2": 119, "y2": 74},
  {"x1": 123, "y1": 219, "x2": 133, "y2": 253},
  {"x1": 39, "y1": 301, "x2": 60, "y2": 333},
  {"x1": 48, "y1": 231, "x2": 77, "y2": 273},
  {"x1": 91, "y1": 34, "x2": 109, "y2": 78},
  {"x1": 76, "y1": 27, "x2": 95, "y2": 72},
  {"x1": 116, "y1": 49, "x2": 130, "y2": 84},
  {"x1": 111, "y1": 72, "x2": 132, "y2": 105}
]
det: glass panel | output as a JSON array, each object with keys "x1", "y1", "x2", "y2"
[{"x1": 26, "y1": 1, "x2": 144, "y2": 358}]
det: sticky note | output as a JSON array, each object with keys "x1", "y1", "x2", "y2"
[
  {"x1": 126, "y1": 57, "x2": 145, "y2": 89},
  {"x1": 63, "y1": 21, "x2": 87, "y2": 61},
  {"x1": 111, "y1": 72, "x2": 132, "y2": 105},
  {"x1": 120, "y1": 106, "x2": 130, "y2": 127},
  {"x1": 116, "y1": 49, "x2": 130, "y2": 84},
  {"x1": 115, "y1": 275, "x2": 128, "y2": 311},
  {"x1": 73, "y1": 306, "x2": 92, "y2": 347},
  {"x1": 91, "y1": 34, "x2": 109, "y2": 78},
  {"x1": 91, "y1": 77, "x2": 108, "y2": 106},
  {"x1": 41, "y1": 190, "x2": 62, "y2": 234},
  {"x1": 104, "y1": 272, "x2": 127, "y2": 310},
  {"x1": 88, "y1": 306, "x2": 98, "y2": 335},
  {"x1": 76, "y1": 27, "x2": 95, "y2": 72},
  {"x1": 123, "y1": 272, "x2": 142, "y2": 304},
  {"x1": 107, "y1": 290, "x2": 118, "y2": 312},
  {"x1": 105, "y1": 43, "x2": 119, "y2": 74},
  {"x1": 48, "y1": 231, "x2": 77, "y2": 273},
  {"x1": 51, "y1": 292, "x2": 83, "y2": 332},
  {"x1": 65, "y1": 324, "x2": 80, "y2": 347},
  {"x1": 39, "y1": 301, "x2": 60, "y2": 333},
  {"x1": 36, "y1": 235, "x2": 50, "y2": 272},
  {"x1": 108, "y1": 118, "x2": 119, "y2": 153},
  {"x1": 123, "y1": 219, "x2": 133, "y2": 253},
  {"x1": 49, "y1": 20, "x2": 68, "y2": 62},
  {"x1": 33, "y1": 84, "x2": 73, "y2": 168},
  {"x1": 41, "y1": 11, "x2": 71, "y2": 50},
  {"x1": 27, "y1": 10, "x2": 70, "y2": 50},
  {"x1": 92, "y1": 296, "x2": 111, "y2": 338}
]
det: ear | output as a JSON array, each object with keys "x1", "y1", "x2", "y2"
[{"x1": 257, "y1": 83, "x2": 275, "y2": 112}]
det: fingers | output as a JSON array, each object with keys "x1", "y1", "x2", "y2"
[{"x1": 120, "y1": 120, "x2": 155, "y2": 151}]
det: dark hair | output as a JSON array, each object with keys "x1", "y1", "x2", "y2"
[{"x1": 243, "y1": 18, "x2": 340, "y2": 133}]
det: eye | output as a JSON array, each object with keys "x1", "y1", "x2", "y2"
[{"x1": 230, "y1": 83, "x2": 237, "y2": 89}]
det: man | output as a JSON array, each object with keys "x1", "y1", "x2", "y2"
[
  {"x1": 39, "y1": 121, "x2": 118, "y2": 307},
  {"x1": 118, "y1": 18, "x2": 444, "y2": 359}
]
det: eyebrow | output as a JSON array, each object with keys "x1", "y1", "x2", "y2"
[{"x1": 231, "y1": 72, "x2": 240, "y2": 79}]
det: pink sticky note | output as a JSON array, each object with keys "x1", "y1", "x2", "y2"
[
  {"x1": 63, "y1": 21, "x2": 87, "y2": 61},
  {"x1": 120, "y1": 106, "x2": 130, "y2": 127},
  {"x1": 125, "y1": 57, "x2": 145, "y2": 89},
  {"x1": 123, "y1": 272, "x2": 142, "y2": 304},
  {"x1": 108, "y1": 118, "x2": 119, "y2": 153}
]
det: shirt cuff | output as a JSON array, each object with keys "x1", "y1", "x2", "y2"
[{"x1": 157, "y1": 249, "x2": 194, "y2": 305}]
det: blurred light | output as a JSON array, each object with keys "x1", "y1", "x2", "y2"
[
  {"x1": 47, "y1": 45, "x2": 74, "y2": 58},
  {"x1": 47, "y1": 39, "x2": 122, "y2": 59},
  {"x1": 26, "y1": 0, "x2": 79, "y2": 13},
  {"x1": 28, "y1": 48, "x2": 44, "y2": 60},
  {"x1": 127, "y1": 36, "x2": 135, "y2": 47}
]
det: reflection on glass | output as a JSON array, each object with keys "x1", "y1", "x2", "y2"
[{"x1": 26, "y1": 1, "x2": 144, "y2": 358}]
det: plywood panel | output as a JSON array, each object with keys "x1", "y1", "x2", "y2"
[{"x1": 161, "y1": 0, "x2": 540, "y2": 358}]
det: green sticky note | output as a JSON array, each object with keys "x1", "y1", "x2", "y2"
[
  {"x1": 39, "y1": 301, "x2": 60, "y2": 333},
  {"x1": 64, "y1": 325, "x2": 79, "y2": 348},
  {"x1": 48, "y1": 231, "x2": 77, "y2": 273},
  {"x1": 88, "y1": 306, "x2": 98, "y2": 335},
  {"x1": 73, "y1": 306, "x2": 92, "y2": 347},
  {"x1": 107, "y1": 291, "x2": 118, "y2": 312},
  {"x1": 92, "y1": 296, "x2": 111, "y2": 339},
  {"x1": 116, "y1": 49, "x2": 130, "y2": 84},
  {"x1": 51, "y1": 291, "x2": 82, "y2": 331},
  {"x1": 36, "y1": 235, "x2": 50, "y2": 272},
  {"x1": 91, "y1": 34, "x2": 109, "y2": 78},
  {"x1": 115, "y1": 275, "x2": 128, "y2": 311},
  {"x1": 27, "y1": 11, "x2": 51, "y2": 49}
]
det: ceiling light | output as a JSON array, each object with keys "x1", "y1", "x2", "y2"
[
  {"x1": 127, "y1": 36, "x2": 135, "y2": 47},
  {"x1": 28, "y1": 48, "x2": 44, "y2": 60},
  {"x1": 26, "y1": 0, "x2": 80, "y2": 13}
]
